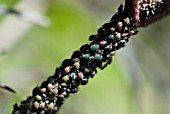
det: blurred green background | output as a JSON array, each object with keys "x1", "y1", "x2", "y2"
[{"x1": 0, "y1": 0, "x2": 170, "y2": 114}]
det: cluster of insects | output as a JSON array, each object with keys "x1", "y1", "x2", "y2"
[
  {"x1": 139, "y1": 0, "x2": 164, "y2": 22},
  {"x1": 132, "y1": 0, "x2": 164, "y2": 23},
  {"x1": 12, "y1": 0, "x2": 167, "y2": 114},
  {"x1": 12, "y1": 4, "x2": 139, "y2": 114}
]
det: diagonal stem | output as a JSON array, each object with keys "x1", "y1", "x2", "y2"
[{"x1": 12, "y1": 1, "x2": 169, "y2": 114}]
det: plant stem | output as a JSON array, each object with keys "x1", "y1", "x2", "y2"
[{"x1": 12, "y1": 0, "x2": 169, "y2": 114}]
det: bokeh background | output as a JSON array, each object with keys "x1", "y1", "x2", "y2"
[{"x1": 0, "y1": 0, "x2": 170, "y2": 114}]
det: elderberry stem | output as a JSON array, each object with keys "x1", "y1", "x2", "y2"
[{"x1": 12, "y1": 0, "x2": 168, "y2": 114}]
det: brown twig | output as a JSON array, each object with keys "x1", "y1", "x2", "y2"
[
  {"x1": 12, "y1": 0, "x2": 169, "y2": 114},
  {"x1": 130, "y1": 0, "x2": 170, "y2": 27}
]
